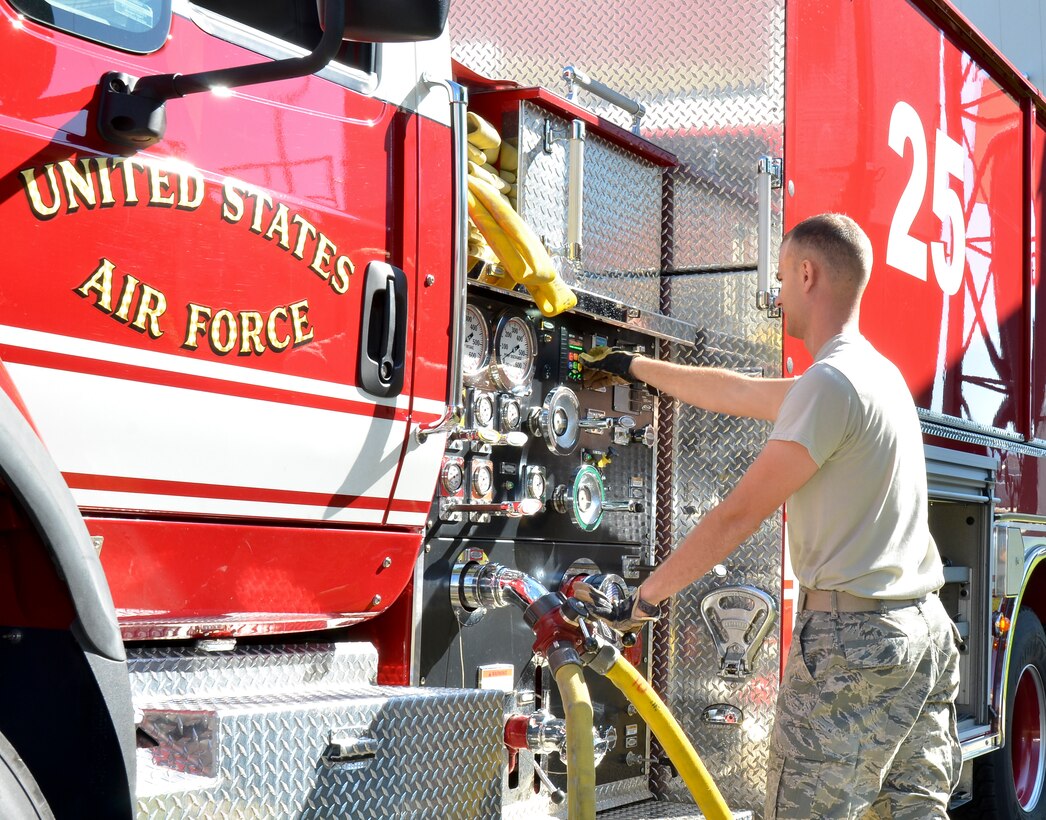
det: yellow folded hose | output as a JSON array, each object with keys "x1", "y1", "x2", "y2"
[
  {"x1": 554, "y1": 664, "x2": 597, "y2": 820},
  {"x1": 603, "y1": 654, "x2": 731, "y2": 820},
  {"x1": 467, "y1": 111, "x2": 501, "y2": 151}
]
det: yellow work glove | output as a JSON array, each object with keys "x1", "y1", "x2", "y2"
[{"x1": 579, "y1": 345, "x2": 636, "y2": 390}]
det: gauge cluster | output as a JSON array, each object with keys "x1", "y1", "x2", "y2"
[{"x1": 435, "y1": 291, "x2": 657, "y2": 542}]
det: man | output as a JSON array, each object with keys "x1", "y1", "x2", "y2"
[{"x1": 580, "y1": 213, "x2": 961, "y2": 819}]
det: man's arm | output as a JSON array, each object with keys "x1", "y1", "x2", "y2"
[
  {"x1": 629, "y1": 357, "x2": 794, "y2": 422},
  {"x1": 639, "y1": 439, "x2": 818, "y2": 604}
]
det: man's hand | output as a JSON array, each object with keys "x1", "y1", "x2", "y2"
[
  {"x1": 580, "y1": 346, "x2": 636, "y2": 390},
  {"x1": 573, "y1": 582, "x2": 661, "y2": 633}
]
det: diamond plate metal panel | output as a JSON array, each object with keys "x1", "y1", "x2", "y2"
[
  {"x1": 516, "y1": 102, "x2": 662, "y2": 311},
  {"x1": 597, "y1": 419, "x2": 657, "y2": 548},
  {"x1": 127, "y1": 642, "x2": 377, "y2": 699},
  {"x1": 654, "y1": 272, "x2": 783, "y2": 817},
  {"x1": 135, "y1": 684, "x2": 504, "y2": 819},
  {"x1": 450, "y1": 0, "x2": 785, "y2": 272}
]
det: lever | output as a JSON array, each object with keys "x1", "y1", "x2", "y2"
[
  {"x1": 441, "y1": 499, "x2": 542, "y2": 518},
  {"x1": 579, "y1": 415, "x2": 635, "y2": 433},
  {"x1": 533, "y1": 761, "x2": 566, "y2": 805},
  {"x1": 601, "y1": 498, "x2": 643, "y2": 513},
  {"x1": 450, "y1": 428, "x2": 528, "y2": 447}
]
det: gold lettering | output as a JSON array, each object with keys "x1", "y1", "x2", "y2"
[
  {"x1": 266, "y1": 306, "x2": 290, "y2": 351},
  {"x1": 93, "y1": 158, "x2": 116, "y2": 207},
  {"x1": 147, "y1": 164, "x2": 176, "y2": 206},
  {"x1": 130, "y1": 284, "x2": 166, "y2": 338},
  {"x1": 309, "y1": 234, "x2": 336, "y2": 280},
  {"x1": 19, "y1": 165, "x2": 62, "y2": 220},
  {"x1": 238, "y1": 311, "x2": 265, "y2": 355},
  {"x1": 183, "y1": 303, "x2": 212, "y2": 350},
  {"x1": 113, "y1": 273, "x2": 141, "y2": 322},
  {"x1": 221, "y1": 181, "x2": 245, "y2": 223},
  {"x1": 75, "y1": 259, "x2": 116, "y2": 313},
  {"x1": 290, "y1": 214, "x2": 317, "y2": 260},
  {"x1": 289, "y1": 299, "x2": 314, "y2": 345},
  {"x1": 116, "y1": 158, "x2": 145, "y2": 204},
  {"x1": 210, "y1": 308, "x2": 237, "y2": 354},
  {"x1": 245, "y1": 189, "x2": 274, "y2": 235},
  {"x1": 331, "y1": 255, "x2": 354, "y2": 294},
  {"x1": 59, "y1": 159, "x2": 97, "y2": 213},
  {"x1": 177, "y1": 168, "x2": 205, "y2": 211},
  {"x1": 264, "y1": 203, "x2": 291, "y2": 250}
]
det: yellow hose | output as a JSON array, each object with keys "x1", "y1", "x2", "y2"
[
  {"x1": 553, "y1": 664, "x2": 597, "y2": 820},
  {"x1": 603, "y1": 654, "x2": 732, "y2": 820}
]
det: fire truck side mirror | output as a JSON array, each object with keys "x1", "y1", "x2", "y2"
[
  {"x1": 97, "y1": 0, "x2": 448, "y2": 150},
  {"x1": 334, "y1": 0, "x2": 450, "y2": 43}
]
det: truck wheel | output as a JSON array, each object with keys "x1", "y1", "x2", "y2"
[
  {"x1": 0, "y1": 731, "x2": 53, "y2": 819},
  {"x1": 963, "y1": 608, "x2": 1046, "y2": 819}
]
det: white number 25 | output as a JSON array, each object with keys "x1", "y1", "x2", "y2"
[{"x1": 886, "y1": 100, "x2": 967, "y2": 296}]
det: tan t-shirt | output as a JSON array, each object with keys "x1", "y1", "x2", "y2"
[{"x1": 769, "y1": 333, "x2": 944, "y2": 599}]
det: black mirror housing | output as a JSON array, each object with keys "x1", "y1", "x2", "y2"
[{"x1": 331, "y1": 0, "x2": 450, "y2": 43}]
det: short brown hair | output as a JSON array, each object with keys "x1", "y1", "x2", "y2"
[{"x1": 784, "y1": 213, "x2": 872, "y2": 290}]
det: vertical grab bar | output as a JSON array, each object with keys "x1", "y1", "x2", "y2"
[
  {"x1": 755, "y1": 156, "x2": 783, "y2": 317},
  {"x1": 566, "y1": 119, "x2": 586, "y2": 263},
  {"x1": 417, "y1": 76, "x2": 469, "y2": 442}
]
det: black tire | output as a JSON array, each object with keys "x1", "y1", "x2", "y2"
[
  {"x1": 0, "y1": 730, "x2": 53, "y2": 820},
  {"x1": 955, "y1": 608, "x2": 1046, "y2": 819}
]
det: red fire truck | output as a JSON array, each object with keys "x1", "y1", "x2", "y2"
[{"x1": 1, "y1": 0, "x2": 1045, "y2": 817}]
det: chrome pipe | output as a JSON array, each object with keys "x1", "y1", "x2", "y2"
[
  {"x1": 562, "y1": 65, "x2": 645, "y2": 133},
  {"x1": 417, "y1": 75, "x2": 469, "y2": 442},
  {"x1": 566, "y1": 119, "x2": 585, "y2": 262}
]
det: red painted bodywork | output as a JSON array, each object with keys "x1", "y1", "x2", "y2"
[
  {"x1": 0, "y1": 5, "x2": 452, "y2": 642},
  {"x1": 785, "y1": 0, "x2": 1046, "y2": 515},
  {"x1": 786, "y1": 0, "x2": 1021, "y2": 427}
]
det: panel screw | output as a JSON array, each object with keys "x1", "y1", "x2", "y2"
[
  {"x1": 382, "y1": 556, "x2": 392, "y2": 569},
  {"x1": 424, "y1": 275, "x2": 436, "y2": 287},
  {"x1": 371, "y1": 595, "x2": 382, "y2": 607}
]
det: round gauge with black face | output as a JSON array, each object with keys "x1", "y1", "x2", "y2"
[
  {"x1": 463, "y1": 304, "x2": 491, "y2": 385},
  {"x1": 491, "y1": 311, "x2": 536, "y2": 394}
]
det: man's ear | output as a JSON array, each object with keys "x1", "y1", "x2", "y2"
[{"x1": 800, "y1": 258, "x2": 816, "y2": 293}]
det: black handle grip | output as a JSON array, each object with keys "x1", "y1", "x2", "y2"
[{"x1": 359, "y1": 262, "x2": 407, "y2": 397}]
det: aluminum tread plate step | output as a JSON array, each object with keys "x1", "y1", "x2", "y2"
[
  {"x1": 127, "y1": 641, "x2": 378, "y2": 699},
  {"x1": 598, "y1": 802, "x2": 754, "y2": 819},
  {"x1": 130, "y1": 643, "x2": 506, "y2": 819}
]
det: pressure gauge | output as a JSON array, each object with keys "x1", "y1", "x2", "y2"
[
  {"x1": 499, "y1": 396, "x2": 522, "y2": 432},
  {"x1": 490, "y1": 310, "x2": 536, "y2": 394},
  {"x1": 462, "y1": 304, "x2": 491, "y2": 385},
  {"x1": 525, "y1": 465, "x2": 547, "y2": 502},
  {"x1": 471, "y1": 461, "x2": 494, "y2": 497},
  {"x1": 440, "y1": 458, "x2": 464, "y2": 495},
  {"x1": 472, "y1": 391, "x2": 495, "y2": 428}
]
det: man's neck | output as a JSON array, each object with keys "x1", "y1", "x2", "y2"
[{"x1": 803, "y1": 315, "x2": 859, "y2": 359}]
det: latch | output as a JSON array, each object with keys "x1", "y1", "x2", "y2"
[
  {"x1": 700, "y1": 585, "x2": 777, "y2": 679},
  {"x1": 323, "y1": 730, "x2": 378, "y2": 766}
]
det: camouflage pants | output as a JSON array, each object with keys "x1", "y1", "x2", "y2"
[{"x1": 765, "y1": 592, "x2": 961, "y2": 820}]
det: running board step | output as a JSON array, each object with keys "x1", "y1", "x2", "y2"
[{"x1": 129, "y1": 643, "x2": 505, "y2": 819}]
